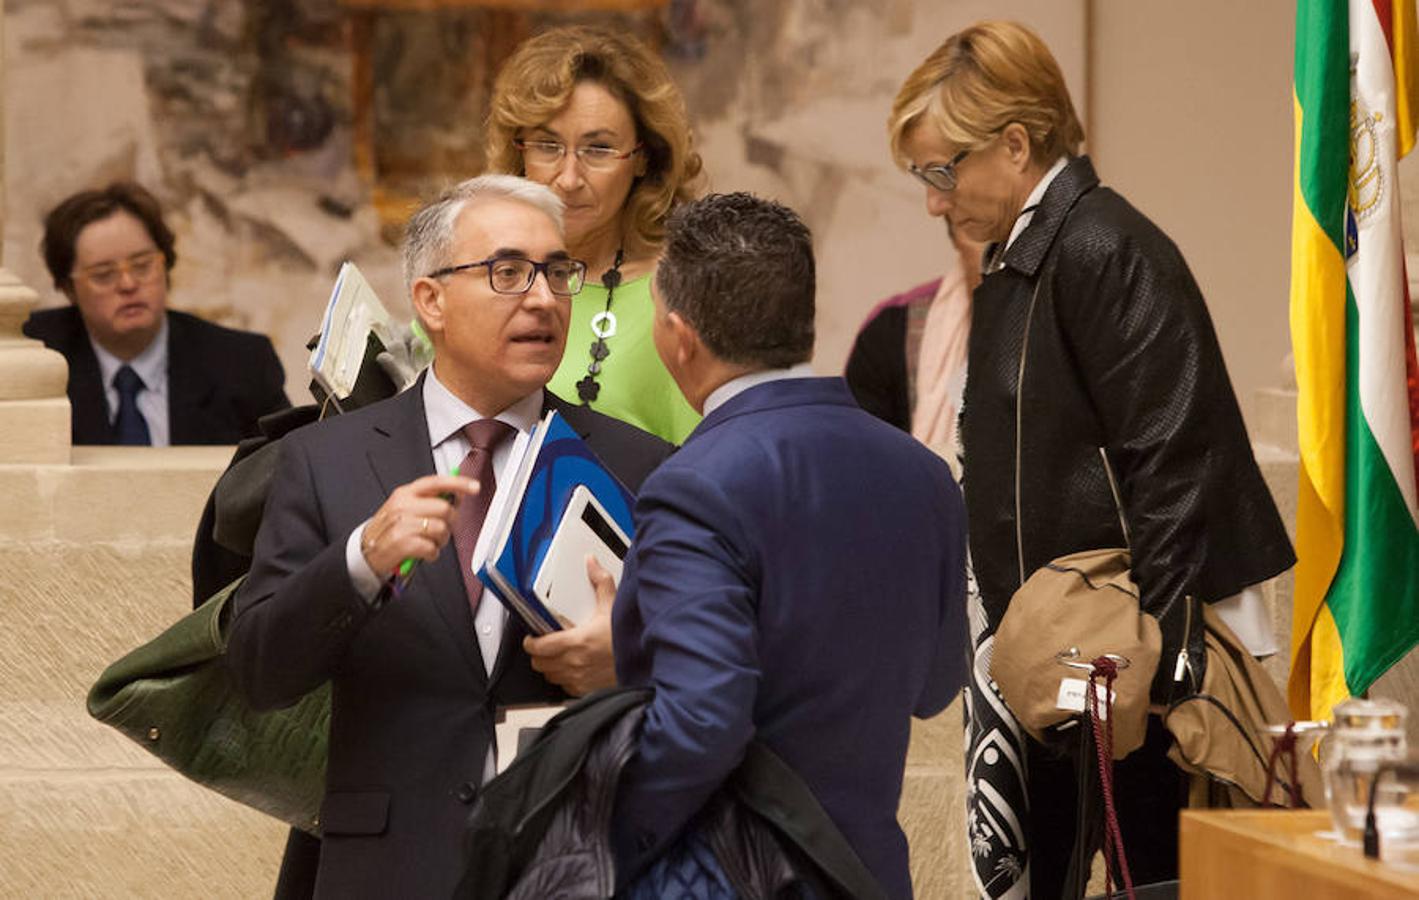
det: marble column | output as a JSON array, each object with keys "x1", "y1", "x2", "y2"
[{"x1": 0, "y1": 0, "x2": 70, "y2": 465}]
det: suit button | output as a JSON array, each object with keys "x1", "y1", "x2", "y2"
[{"x1": 456, "y1": 782, "x2": 477, "y2": 804}]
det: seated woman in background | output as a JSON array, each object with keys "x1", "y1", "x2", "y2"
[
  {"x1": 25, "y1": 181, "x2": 289, "y2": 447},
  {"x1": 484, "y1": 26, "x2": 703, "y2": 444},
  {"x1": 844, "y1": 218, "x2": 983, "y2": 470}
]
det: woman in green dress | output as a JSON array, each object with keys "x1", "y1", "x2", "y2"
[{"x1": 486, "y1": 26, "x2": 703, "y2": 444}]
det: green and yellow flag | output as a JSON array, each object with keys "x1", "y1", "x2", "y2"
[{"x1": 1290, "y1": 0, "x2": 1419, "y2": 722}]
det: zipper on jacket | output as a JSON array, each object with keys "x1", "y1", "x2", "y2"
[
  {"x1": 1173, "y1": 594, "x2": 1196, "y2": 687},
  {"x1": 1013, "y1": 277, "x2": 1047, "y2": 587},
  {"x1": 1098, "y1": 448, "x2": 1130, "y2": 549}
]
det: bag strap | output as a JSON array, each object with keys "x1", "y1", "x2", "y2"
[
  {"x1": 1087, "y1": 658, "x2": 1136, "y2": 899},
  {"x1": 731, "y1": 741, "x2": 889, "y2": 900}
]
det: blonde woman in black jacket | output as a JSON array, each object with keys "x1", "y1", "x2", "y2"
[{"x1": 890, "y1": 20, "x2": 1295, "y2": 899}]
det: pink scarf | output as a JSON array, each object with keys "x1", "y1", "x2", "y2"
[{"x1": 910, "y1": 262, "x2": 972, "y2": 461}]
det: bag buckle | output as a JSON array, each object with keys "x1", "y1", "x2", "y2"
[{"x1": 1056, "y1": 647, "x2": 1131, "y2": 671}]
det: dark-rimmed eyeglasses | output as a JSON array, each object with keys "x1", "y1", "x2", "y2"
[
  {"x1": 908, "y1": 149, "x2": 970, "y2": 192},
  {"x1": 514, "y1": 138, "x2": 642, "y2": 172},
  {"x1": 429, "y1": 255, "x2": 588, "y2": 297}
]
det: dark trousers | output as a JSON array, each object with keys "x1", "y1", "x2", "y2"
[
  {"x1": 272, "y1": 828, "x2": 321, "y2": 899},
  {"x1": 1024, "y1": 717, "x2": 1183, "y2": 899}
]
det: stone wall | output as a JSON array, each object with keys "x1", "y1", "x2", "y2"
[
  {"x1": 1, "y1": 0, "x2": 1085, "y2": 407},
  {"x1": 3, "y1": 0, "x2": 400, "y2": 403},
  {"x1": 0, "y1": 447, "x2": 289, "y2": 896}
]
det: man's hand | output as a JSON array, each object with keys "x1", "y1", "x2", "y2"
[
  {"x1": 523, "y1": 556, "x2": 619, "y2": 696},
  {"x1": 360, "y1": 474, "x2": 479, "y2": 578}
]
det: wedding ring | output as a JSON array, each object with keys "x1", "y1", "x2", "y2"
[{"x1": 420, "y1": 517, "x2": 428, "y2": 535}]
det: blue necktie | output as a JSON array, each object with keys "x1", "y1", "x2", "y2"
[{"x1": 113, "y1": 365, "x2": 151, "y2": 446}]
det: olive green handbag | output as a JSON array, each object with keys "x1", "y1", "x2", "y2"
[{"x1": 86, "y1": 577, "x2": 329, "y2": 833}]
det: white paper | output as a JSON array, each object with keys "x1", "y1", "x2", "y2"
[{"x1": 1056, "y1": 678, "x2": 1112, "y2": 719}]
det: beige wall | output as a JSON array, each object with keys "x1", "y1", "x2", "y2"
[
  {"x1": 1088, "y1": 0, "x2": 1297, "y2": 427},
  {"x1": 682, "y1": 0, "x2": 1087, "y2": 378}
]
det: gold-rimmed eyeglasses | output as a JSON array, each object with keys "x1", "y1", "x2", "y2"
[
  {"x1": 73, "y1": 249, "x2": 165, "y2": 291},
  {"x1": 515, "y1": 138, "x2": 643, "y2": 172}
]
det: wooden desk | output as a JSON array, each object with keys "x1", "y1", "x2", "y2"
[{"x1": 1180, "y1": 809, "x2": 1419, "y2": 899}]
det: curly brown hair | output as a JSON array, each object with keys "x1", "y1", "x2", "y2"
[{"x1": 485, "y1": 26, "x2": 703, "y2": 255}]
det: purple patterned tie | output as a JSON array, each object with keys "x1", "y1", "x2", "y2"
[{"x1": 451, "y1": 419, "x2": 516, "y2": 615}]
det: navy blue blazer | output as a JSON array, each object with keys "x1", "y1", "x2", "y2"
[
  {"x1": 226, "y1": 382, "x2": 671, "y2": 899},
  {"x1": 23, "y1": 306, "x2": 289, "y2": 445},
  {"x1": 610, "y1": 376, "x2": 969, "y2": 899}
]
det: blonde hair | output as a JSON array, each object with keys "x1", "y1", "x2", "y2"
[
  {"x1": 888, "y1": 20, "x2": 1084, "y2": 168},
  {"x1": 485, "y1": 26, "x2": 703, "y2": 255}
]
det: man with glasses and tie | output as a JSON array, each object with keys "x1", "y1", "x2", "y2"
[
  {"x1": 226, "y1": 174, "x2": 670, "y2": 898},
  {"x1": 24, "y1": 181, "x2": 289, "y2": 445}
]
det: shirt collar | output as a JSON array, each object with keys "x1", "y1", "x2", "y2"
[
  {"x1": 91, "y1": 314, "x2": 169, "y2": 395},
  {"x1": 422, "y1": 364, "x2": 543, "y2": 448},
  {"x1": 702, "y1": 362, "x2": 815, "y2": 418},
  {"x1": 1003, "y1": 155, "x2": 1068, "y2": 254}
]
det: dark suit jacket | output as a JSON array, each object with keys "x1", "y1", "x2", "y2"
[
  {"x1": 609, "y1": 377, "x2": 969, "y2": 900},
  {"x1": 23, "y1": 306, "x2": 289, "y2": 445},
  {"x1": 843, "y1": 279, "x2": 942, "y2": 433},
  {"x1": 226, "y1": 382, "x2": 671, "y2": 899}
]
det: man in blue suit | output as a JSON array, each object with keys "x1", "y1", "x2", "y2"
[{"x1": 607, "y1": 193, "x2": 970, "y2": 898}]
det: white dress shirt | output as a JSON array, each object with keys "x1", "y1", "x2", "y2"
[
  {"x1": 90, "y1": 315, "x2": 170, "y2": 446},
  {"x1": 344, "y1": 368, "x2": 543, "y2": 782},
  {"x1": 345, "y1": 367, "x2": 543, "y2": 674},
  {"x1": 702, "y1": 362, "x2": 816, "y2": 418},
  {"x1": 1002, "y1": 155, "x2": 1068, "y2": 257}
]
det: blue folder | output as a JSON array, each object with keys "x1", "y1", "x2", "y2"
[{"x1": 476, "y1": 411, "x2": 635, "y2": 633}]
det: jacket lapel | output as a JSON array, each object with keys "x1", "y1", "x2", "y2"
[
  {"x1": 365, "y1": 381, "x2": 487, "y2": 683},
  {"x1": 50, "y1": 309, "x2": 113, "y2": 444},
  {"x1": 67, "y1": 338, "x2": 113, "y2": 444},
  {"x1": 165, "y1": 313, "x2": 221, "y2": 444},
  {"x1": 996, "y1": 155, "x2": 1101, "y2": 279}
]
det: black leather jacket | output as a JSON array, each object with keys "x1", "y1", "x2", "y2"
[
  {"x1": 457, "y1": 688, "x2": 887, "y2": 900},
  {"x1": 962, "y1": 156, "x2": 1295, "y2": 703}
]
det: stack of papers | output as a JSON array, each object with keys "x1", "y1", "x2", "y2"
[{"x1": 308, "y1": 261, "x2": 398, "y2": 407}]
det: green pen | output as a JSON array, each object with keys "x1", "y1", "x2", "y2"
[{"x1": 396, "y1": 464, "x2": 460, "y2": 582}]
